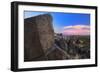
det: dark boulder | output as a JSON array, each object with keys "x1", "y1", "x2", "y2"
[{"x1": 24, "y1": 14, "x2": 54, "y2": 61}]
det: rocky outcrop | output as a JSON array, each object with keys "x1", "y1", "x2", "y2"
[
  {"x1": 24, "y1": 14, "x2": 54, "y2": 61},
  {"x1": 35, "y1": 14, "x2": 54, "y2": 52}
]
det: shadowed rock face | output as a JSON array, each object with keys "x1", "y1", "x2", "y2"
[
  {"x1": 24, "y1": 14, "x2": 54, "y2": 61},
  {"x1": 35, "y1": 14, "x2": 54, "y2": 52}
]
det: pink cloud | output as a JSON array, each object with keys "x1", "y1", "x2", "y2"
[{"x1": 62, "y1": 25, "x2": 90, "y2": 35}]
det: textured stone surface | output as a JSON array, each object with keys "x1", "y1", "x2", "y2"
[
  {"x1": 35, "y1": 14, "x2": 54, "y2": 52},
  {"x1": 24, "y1": 14, "x2": 54, "y2": 61}
]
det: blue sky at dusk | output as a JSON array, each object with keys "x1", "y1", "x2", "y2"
[{"x1": 24, "y1": 11, "x2": 90, "y2": 35}]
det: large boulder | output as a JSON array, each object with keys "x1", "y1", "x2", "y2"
[{"x1": 24, "y1": 14, "x2": 54, "y2": 61}]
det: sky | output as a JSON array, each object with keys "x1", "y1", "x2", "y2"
[{"x1": 24, "y1": 11, "x2": 90, "y2": 35}]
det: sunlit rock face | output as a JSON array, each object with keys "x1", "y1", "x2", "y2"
[{"x1": 24, "y1": 14, "x2": 54, "y2": 61}]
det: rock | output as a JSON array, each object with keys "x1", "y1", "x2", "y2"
[
  {"x1": 46, "y1": 44, "x2": 68, "y2": 60},
  {"x1": 35, "y1": 14, "x2": 54, "y2": 52},
  {"x1": 24, "y1": 14, "x2": 54, "y2": 61}
]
